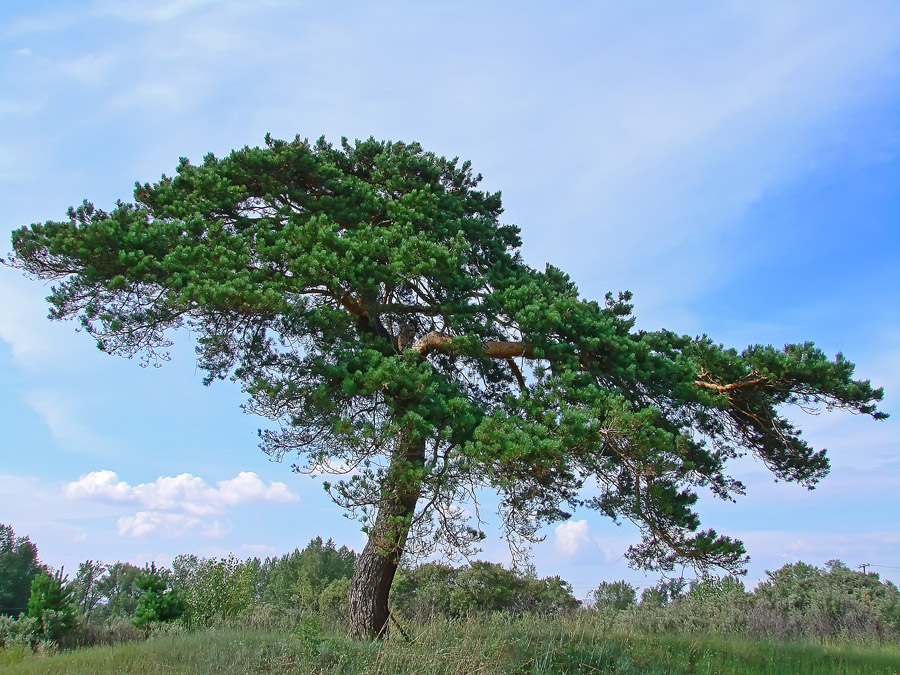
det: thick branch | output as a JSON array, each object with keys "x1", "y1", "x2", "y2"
[
  {"x1": 694, "y1": 377, "x2": 770, "y2": 392},
  {"x1": 410, "y1": 331, "x2": 534, "y2": 359},
  {"x1": 506, "y1": 357, "x2": 527, "y2": 392}
]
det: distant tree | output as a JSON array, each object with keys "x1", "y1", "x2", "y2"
[
  {"x1": 640, "y1": 577, "x2": 686, "y2": 607},
  {"x1": 260, "y1": 537, "x2": 356, "y2": 611},
  {"x1": 27, "y1": 569, "x2": 77, "y2": 641},
  {"x1": 591, "y1": 580, "x2": 637, "y2": 610},
  {"x1": 516, "y1": 573, "x2": 580, "y2": 615},
  {"x1": 95, "y1": 561, "x2": 142, "y2": 620},
  {"x1": 71, "y1": 560, "x2": 107, "y2": 623},
  {"x1": 0, "y1": 524, "x2": 41, "y2": 618},
  {"x1": 132, "y1": 564, "x2": 184, "y2": 629},
  {"x1": 751, "y1": 560, "x2": 900, "y2": 640},
  {"x1": 6, "y1": 134, "x2": 887, "y2": 638},
  {"x1": 391, "y1": 560, "x2": 577, "y2": 620},
  {"x1": 172, "y1": 553, "x2": 258, "y2": 627}
]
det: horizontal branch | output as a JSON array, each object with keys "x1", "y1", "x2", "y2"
[
  {"x1": 405, "y1": 332, "x2": 778, "y2": 403},
  {"x1": 694, "y1": 377, "x2": 770, "y2": 393},
  {"x1": 410, "y1": 331, "x2": 534, "y2": 359}
]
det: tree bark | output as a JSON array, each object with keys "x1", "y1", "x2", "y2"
[{"x1": 348, "y1": 427, "x2": 425, "y2": 640}]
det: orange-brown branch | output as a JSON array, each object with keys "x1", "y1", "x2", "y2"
[
  {"x1": 356, "y1": 312, "x2": 773, "y2": 401},
  {"x1": 410, "y1": 331, "x2": 534, "y2": 359},
  {"x1": 694, "y1": 377, "x2": 770, "y2": 392}
]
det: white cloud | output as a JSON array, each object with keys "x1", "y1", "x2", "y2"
[
  {"x1": 109, "y1": 472, "x2": 285, "y2": 538},
  {"x1": 498, "y1": 3, "x2": 900, "y2": 326},
  {"x1": 117, "y1": 511, "x2": 229, "y2": 538},
  {"x1": 217, "y1": 472, "x2": 297, "y2": 505},
  {"x1": 67, "y1": 469, "x2": 132, "y2": 501},
  {"x1": 67, "y1": 469, "x2": 299, "y2": 517},
  {"x1": 555, "y1": 519, "x2": 593, "y2": 557}
]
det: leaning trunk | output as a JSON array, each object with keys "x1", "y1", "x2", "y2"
[{"x1": 348, "y1": 427, "x2": 425, "y2": 640}]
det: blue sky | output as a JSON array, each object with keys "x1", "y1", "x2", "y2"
[{"x1": 1, "y1": 0, "x2": 898, "y2": 598}]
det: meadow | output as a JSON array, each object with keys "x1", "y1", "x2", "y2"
[
  {"x1": 3, "y1": 530, "x2": 900, "y2": 673},
  {"x1": 2, "y1": 613, "x2": 900, "y2": 674}
]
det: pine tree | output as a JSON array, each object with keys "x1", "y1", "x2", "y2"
[{"x1": 6, "y1": 135, "x2": 886, "y2": 638}]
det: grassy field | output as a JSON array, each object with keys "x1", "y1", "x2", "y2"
[{"x1": 2, "y1": 615, "x2": 899, "y2": 674}]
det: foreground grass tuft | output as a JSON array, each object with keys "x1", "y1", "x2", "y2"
[{"x1": 2, "y1": 614, "x2": 899, "y2": 674}]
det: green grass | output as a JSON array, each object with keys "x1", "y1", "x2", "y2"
[{"x1": 2, "y1": 614, "x2": 899, "y2": 674}]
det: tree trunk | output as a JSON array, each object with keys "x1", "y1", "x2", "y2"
[{"x1": 348, "y1": 427, "x2": 425, "y2": 640}]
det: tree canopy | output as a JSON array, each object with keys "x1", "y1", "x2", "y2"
[
  {"x1": 6, "y1": 134, "x2": 886, "y2": 637},
  {"x1": 0, "y1": 524, "x2": 41, "y2": 618}
]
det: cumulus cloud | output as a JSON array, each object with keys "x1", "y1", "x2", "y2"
[
  {"x1": 67, "y1": 469, "x2": 299, "y2": 517},
  {"x1": 66, "y1": 469, "x2": 299, "y2": 540},
  {"x1": 555, "y1": 519, "x2": 593, "y2": 557},
  {"x1": 217, "y1": 472, "x2": 297, "y2": 505}
]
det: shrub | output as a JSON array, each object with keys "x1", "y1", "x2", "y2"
[
  {"x1": 750, "y1": 560, "x2": 900, "y2": 641},
  {"x1": 132, "y1": 564, "x2": 185, "y2": 629},
  {"x1": 392, "y1": 561, "x2": 578, "y2": 621},
  {"x1": 27, "y1": 569, "x2": 78, "y2": 642},
  {"x1": 173, "y1": 554, "x2": 256, "y2": 627},
  {"x1": 591, "y1": 580, "x2": 637, "y2": 610},
  {"x1": 0, "y1": 614, "x2": 39, "y2": 649}
]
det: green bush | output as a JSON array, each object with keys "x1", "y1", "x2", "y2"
[
  {"x1": 750, "y1": 560, "x2": 900, "y2": 641},
  {"x1": 258, "y1": 537, "x2": 356, "y2": 612},
  {"x1": 591, "y1": 580, "x2": 638, "y2": 610},
  {"x1": 391, "y1": 561, "x2": 578, "y2": 621},
  {"x1": 27, "y1": 570, "x2": 78, "y2": 642},
  {"x1": 318, "y1": 577, "x2": 351, "y2": 629},
  {"x1": 173, "y1": 554, "x2": 256, "y2": 627},
  {"x1": 132, "y1": 565, "x2": 185, "y2": 630},
  {"x1": 0, "y1": 614, "x2": 39, "y2": 649},
  {"x1": 666, "y1": 576, "x2": 750, "y2": 636}
]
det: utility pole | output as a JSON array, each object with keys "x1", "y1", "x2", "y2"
[{"x1": 859, "y1": 563, "x2": 870, "y2": 574}]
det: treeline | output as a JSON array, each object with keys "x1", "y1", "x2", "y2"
[
  {"x1": 0, "y1": 525, "x2": 576, "y2": 650},
  {"x1": 3, "y1": 521, "x2": 900, "y2": 654},
  {"x1": 592, "y1": 562, "x2": 900, "y2": 641}
]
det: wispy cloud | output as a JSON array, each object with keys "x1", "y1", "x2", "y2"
[
  {"x1": 0, "y1": 280, "x2": 77, "y2": 367},
  {"x1": 93, "y1": 0, "x2": 221, "y2": 24},
  {"x1": 241, "y1": 543, "x2": 278, "y2": 556},
  {"x1": 56, "y1": 52, "x2": 116, "y2": 87},
  {"x1": 117, "y1": 511, "x2": 229, "y2": 538},
  {"x1": 739, "y1": 530, "x2": 900, "y2": 582},
  {"x1": 24, "y1": 389, "x2": 115, "y2": 455}
]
